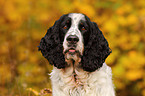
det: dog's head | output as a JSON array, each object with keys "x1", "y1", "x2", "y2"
[{"x1": 38, "y1": 13, "x2": 111, "y2": 72}]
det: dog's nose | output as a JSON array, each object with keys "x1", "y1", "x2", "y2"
[{"x1": 67, "y1": 35, "x2": 79, "y2": 44}]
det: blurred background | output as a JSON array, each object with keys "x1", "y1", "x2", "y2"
[{"x1": 0, "y1": 0, "x2": 145, "y2": 96}]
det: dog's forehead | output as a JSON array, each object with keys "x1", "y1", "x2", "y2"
[{"x1": 68, "y1": 13, "x2": 85, "y2": 24}]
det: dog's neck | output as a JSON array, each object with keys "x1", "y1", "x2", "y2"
[
  {"x1": 64, "y1": 56, "x2": 82, "y2": 73},
  {"x1": 59, "y1": 55, "x2": 88, "y2": 87},
  {"x1": 65, "y1": 53, "x2": 81, "y2": 69}
]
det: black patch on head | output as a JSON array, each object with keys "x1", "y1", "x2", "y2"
[
  {"x1": 38, "y1": 14, "x2": 69, "y2": 68},
  {"x1": 59, "y1": 17, "x2": 71, "y2": 42},
  {"x1": 78, "y1": 20, "x2": 90, "y2": 45},
  {"x1": 80, "y1": 15, "x2": 112, "y2": 72}
]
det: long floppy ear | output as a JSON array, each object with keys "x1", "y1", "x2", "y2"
[
  {"x1": 38, "y1": 15, "x2": 67, "y2": 69},
  {"x1": 81, "y1": 17, "x2": 112, "y2": 72}
]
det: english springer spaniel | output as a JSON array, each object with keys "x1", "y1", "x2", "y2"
[{"x1": 39, "y1": 13, "x2": 115, "y2": 96}]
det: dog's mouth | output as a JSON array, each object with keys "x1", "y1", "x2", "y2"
[
  {"x1": 64, "y1": 48, "x2": 78, "y2": 55},
  {"x1": 64, "y1": 47, "x2": 81, "y2": 63},
  {"x1": 69, "y1": 49, "x2": 76, "y2": 53}
]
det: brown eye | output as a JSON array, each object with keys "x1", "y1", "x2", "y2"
[
  {"x1": 81, "y1": 26, "x2": 86, "y2": 31},
  {"x1": 80, "y1": 23, "x2": 86, "y2": 31},
  {"x1": 63, "y1": 25, "x2": 67, "y2": 29}
]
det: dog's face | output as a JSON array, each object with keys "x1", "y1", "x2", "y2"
[
  {"x1": 62, "y1": 13, "x2": 90, "y2": 62},
  {"x1": 39, "y1": 13, "x2": 111, "y2": 72}
]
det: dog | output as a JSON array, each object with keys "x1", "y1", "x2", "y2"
[{"x1": 38, "y1": 13, "x2": 115, "y2": 96}]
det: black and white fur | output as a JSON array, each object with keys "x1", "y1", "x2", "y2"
[{"x1": 39, "y1": 13, "x2": 115, "y2": 96}]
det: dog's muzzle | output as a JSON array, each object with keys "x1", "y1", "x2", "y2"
[{"x1": 64, "y1": 35, "x2": 79, "y2": 55}]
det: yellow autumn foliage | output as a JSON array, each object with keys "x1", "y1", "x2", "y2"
[
  {"x1": 103, "y1": 19, "x2": 118, "y2": 33},
  {"x1": 126, "y1": 70, "x2": 143, "y2": 81},
  {"x1": 73, "y1": 1, "x2": 95, "y2": 18},
  {"x1": 0, "y1": 0, "x2": 145, "y2": 96},
  {"x1": 27, "y1": 88, "x2": 39, "y2": 95},
  {"x1": 127, "y1": 14, "x2": 138, "y2": 25}
]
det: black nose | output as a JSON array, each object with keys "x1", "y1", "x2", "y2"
[{"x1": 67, "y1": 35, "x2": 79, "y2": 44}]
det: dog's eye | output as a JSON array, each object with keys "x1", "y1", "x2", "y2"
[
  {"x1": 63, "y1": 25, "x2": 67, "y2": 29},
  {"x1": 80, "y1": 25, "x2": 86, "y2": 31},
  {"x1": 81, "y1": 26, "x2": 86, "y2": 31},
  {"x1": 79, "y1": 23, "x2": 86, "y2": 31}
]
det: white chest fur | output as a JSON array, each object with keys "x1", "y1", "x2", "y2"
[{"x1": 50, "y1": 63, "x2": 115, "y2": 96}]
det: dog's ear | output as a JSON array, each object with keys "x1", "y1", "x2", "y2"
[
  {"x1": 81, "y1": 17, "x2": 112, "y2": 72},
  {"x1": 38, "y1": 15, "x2": 67, "y2": 69}
]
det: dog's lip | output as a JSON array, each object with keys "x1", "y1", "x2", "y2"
[
  {"x1": 64, "y1": 48, "x2": 76, "y2": 54},
  {"x1": 68, "y1": 49, "x2": 76, "y2": 53}
]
